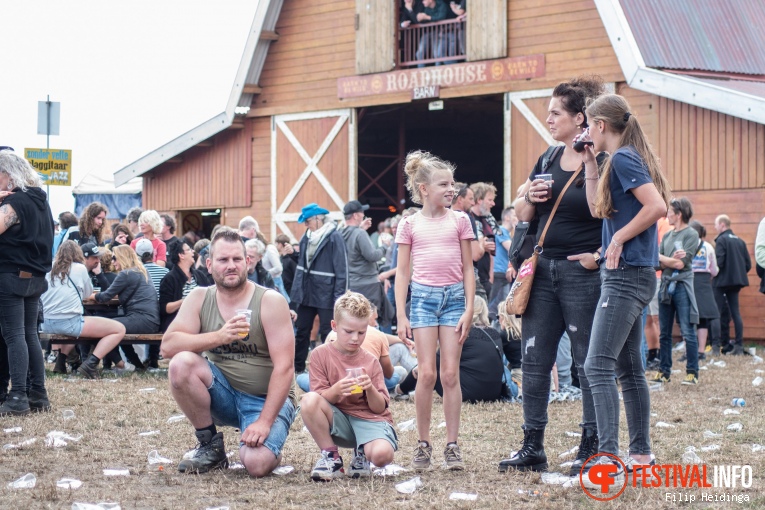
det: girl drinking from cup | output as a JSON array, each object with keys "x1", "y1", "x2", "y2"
[
  {"x1": 395, "y1": 150, "x2": 475, "y2": 471},
  {"x1": 580, "y1": 94, "x2": 670, "y2": 488}
]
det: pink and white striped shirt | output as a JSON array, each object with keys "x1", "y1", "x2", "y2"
[{"x1": 395, "y1": 209, "x2": 475, "y2": 287}]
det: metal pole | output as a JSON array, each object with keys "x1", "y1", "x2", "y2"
[{"x1": 46, "y1": 95, "x2": 51, "y2": 197}]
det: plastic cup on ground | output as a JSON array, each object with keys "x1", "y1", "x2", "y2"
[
  {"x1": 235, "y1": 309, "x2": 252, "y2": 337},
  {"x1": 345, "y1": 368, "x2": 365, "y2": 394}
]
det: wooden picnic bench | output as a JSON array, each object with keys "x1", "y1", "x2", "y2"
[{"x1": 39, "y1": 333, "x2": 163, "y2": 347}]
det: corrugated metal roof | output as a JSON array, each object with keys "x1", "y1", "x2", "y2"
[
  {"x1": 619, "y1": 0, "x2": 765, "y2": 75},
  {"x1": 677, "y1": 74, "x2": 765, "y2": 100}
]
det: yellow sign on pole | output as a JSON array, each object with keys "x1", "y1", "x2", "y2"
[{"x1": 24, "y1": 148, "x2": 72, "y2": 186}]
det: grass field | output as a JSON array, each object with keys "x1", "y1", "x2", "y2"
[{"x1": 1, "y1": 350, "x2": 763, "y2": 509}]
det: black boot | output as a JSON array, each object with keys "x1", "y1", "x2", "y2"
[
  {"x1": 0, "y1": 391, "x2": 31, "y2": 417},
  {"x1": 28, "y1": 388, "x2": 51, "y2": 413},
  {"x1": 122, "y1": 347, "x2": 146, "y2": 372},
  {"x1": 731, "y1": 344, "x2": 744, "y2": 356},
  {"x1": 569, "y1": 427, "x2": 599, "y2": 476},
  {"x1": 498, "y1": 428, "x2": 548, "y2": 472},
  {"x1": 66, "y1": 349, "x2": 82, "y2": 372},
  {"x1": 178, "y1": 431, "x2": 228, "y2": 473},
  {"x1": 77, "y1": 354, "x2": 101, "y2": 379},
  {"x1": 53, "y1": 352, "x2": 68, "y2": 374}
]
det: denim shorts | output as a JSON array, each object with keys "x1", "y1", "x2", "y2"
[
  {"x1": 206, "y1": 361, "x2": 296, "y2": 458},
  {"x1": 409, "y1": 281, "x2": 465, "y2": 328},
  {"x1": 41, "y1": 316, "x2": 84, "y2": 338},
  {"x1": 328, "y1": 403, "x2": 398, "y2": 451}
]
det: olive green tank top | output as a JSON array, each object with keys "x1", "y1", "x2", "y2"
[{"x1": 201, "y1": 285, "x2": 296, "y2": 406}]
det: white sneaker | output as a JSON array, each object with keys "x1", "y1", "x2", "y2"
[
  {"x1": 349, "y1": 449, "x2": 371, "y2": 478},
  {"x1": 581, "y1": 456, "x2": 625, "y2": 491}
]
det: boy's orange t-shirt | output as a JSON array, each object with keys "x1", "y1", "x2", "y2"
[
  {"x1": 308, "y1": 343, "x2": 394, "y2": 425},
  {"x1": 324, "y1": 326, "x2": 389, "y2": 360}
]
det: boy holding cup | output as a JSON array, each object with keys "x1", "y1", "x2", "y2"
[{"x1": 302, "y1": 291, "x2": 397, "y2": 481}]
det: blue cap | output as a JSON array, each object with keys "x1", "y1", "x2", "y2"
[{"x1": 297, "y1": 203, "x2": 329, "y2": 223}]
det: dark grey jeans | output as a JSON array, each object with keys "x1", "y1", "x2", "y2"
[
  {"x1": 0, "y1": 274, "x2": 48, "y2": 395},
  {"x1": 521, "y1": 257, "x2": 600, "y2": 431},
  {"x1": 585, "y1": 263, "x2": 656, "y2": 456}
]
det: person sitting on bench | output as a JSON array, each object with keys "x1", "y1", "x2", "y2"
[{"x1": 41, "y1": 241, "x2": 126, "y2": 378}]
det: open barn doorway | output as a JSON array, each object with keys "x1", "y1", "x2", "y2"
[{"x1": 357, "y1": 94, "x2": 504, "y2": 227}]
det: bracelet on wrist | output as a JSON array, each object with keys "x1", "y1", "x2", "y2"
[
  {"x1": 524, "y1": 191, "x2": 534, "y2": 206},
  {"x1": 612, "y1": 238, "x2": 623, "y2": 248},
  {"x1": 585, "y1": 176, "x2": 599, "y2": 181}
]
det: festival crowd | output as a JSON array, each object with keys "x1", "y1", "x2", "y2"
[{"x1": 1, "y1": 76, "x2": 764, "y2": 488}]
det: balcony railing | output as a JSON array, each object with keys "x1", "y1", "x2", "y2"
[{"x1": 399, "y1": 18, "x2": 466, "y2": 68}]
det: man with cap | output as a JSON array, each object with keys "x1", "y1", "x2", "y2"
[
  {"x1": 340, "y1": 200, "x2": 394, "y2": 327},
  {"x1": 135, "y1": 238, "x2": 168, "y2": 368},
  {"x1": 290, "y1": 203, "x2": 348, "y2": 373},
  {"x1": 82, "y1": 242, "x2": 111, "y2": 291}
]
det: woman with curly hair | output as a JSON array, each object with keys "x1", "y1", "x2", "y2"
[
  {"x1": 41, "y1": 241, "x2": 126, "y2": 378},
  {"x1": 66, "y1": 202, "x2": 108, "y2": 246},
  {"x1": 129, "y1": 210, "x2": 167, "y2": 267}
]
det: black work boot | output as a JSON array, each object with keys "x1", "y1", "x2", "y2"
[
  {"x1": 28, "y1": 388, "x2": 51, "y2": 413},
  {"x1": 731, "y1": 344, "x2": 744, "y2": 356},
  {"x1": 66, "y1": 349, "x2": 82, "y2": 372},
  {"x1": 498, "y1": 428, "x2": 548, "y2": 472},
  {"x1": 0, "y1": 391, "x2": 31, "y2": 417},
  {"x1": 53, "y1": 352, "x2": 68, "y2": 374},
  {"x1": 178, "y1": 431, "x2": 228, "y2": 473},
  {"x1": 569, "y1": 427, "x2": 599, "y2": 476},
  {"x1": 77, "y1": 354, "x2": 101, "y2": 379}
]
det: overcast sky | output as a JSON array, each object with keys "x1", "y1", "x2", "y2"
[{"x1": 0, "y1": 0, "x2": 257, "y2": 216}]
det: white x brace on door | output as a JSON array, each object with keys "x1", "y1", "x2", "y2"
[{"x1": 270, "y1": 108, "x2": 357, "y2": 241}]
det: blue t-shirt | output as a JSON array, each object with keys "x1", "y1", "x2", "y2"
[
  {"x1": 602, "y1": 147, "x2": 659, "y2": 267},
  {"x1": 493, "y1": 226, "x2": 511, "y2": 273}
]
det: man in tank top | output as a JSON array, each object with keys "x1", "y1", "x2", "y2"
[{"x1": 161, "y1": 227, "x2": 297, "y2": 477}]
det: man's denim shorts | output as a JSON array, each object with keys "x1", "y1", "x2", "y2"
[
  {"x1": 206, "y1": 360, "x2": 296, "y2": 458},
  {"x1": 409, "y1": 281, "x2": 465, "y2": 329},
  {"x1": 41, "y1": 316, "x2": 84, "y2": 338}
]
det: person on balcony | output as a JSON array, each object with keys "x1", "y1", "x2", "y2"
[{"x1": 415, "y1": 0, "x2": 449, "y2": 67}]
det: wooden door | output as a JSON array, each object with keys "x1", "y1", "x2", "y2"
[
  {"x1": 355, "y1": 0, "x2": 396, "y2": 74},
  {"x1": 467, "y1": 0, "x2": 507, "y2": 62},
  {"x1": 271, "y1": 109, "x2": 357, "y2": 242}
]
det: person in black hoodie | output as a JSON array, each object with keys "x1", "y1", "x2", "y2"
[
  {"x1": 159, "y1": 239, "x2": 212, "y2": 334},
  {"x1": 712, "y1": 214, "x2": 752, "y2": 355},
  {"x1": 0, "y1": 149, "x2": 55, "y2": 416}
]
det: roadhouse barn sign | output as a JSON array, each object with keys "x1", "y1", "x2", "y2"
[{"x1": 338, "y1": 54, "x2": 544, "y2": 99}]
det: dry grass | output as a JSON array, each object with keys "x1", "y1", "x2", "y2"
[{"x1": 1, "y1": 351, "x2": 764, "y2": 510}]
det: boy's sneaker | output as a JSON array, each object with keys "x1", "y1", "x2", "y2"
[
  {"x1": 311, "y1": 451, "x2": 345, "y2": 482},
  {"x1": 650, "y1": 372, "x2": 670, "y2": 383},
  {"x1": 581, "y1": 456, "x2": 624, "y2": 491},
  {"x1": 443, "y1": 443, "x2": 464, "y2": 471},
  {"x1": 681, "y1": 373, "x2": 698, "y2": 385},
  {"x1": 412, "y1": 441, "x2": 433, "y2": 471},
  {"x1": 178, "y1": 431, "x2": 228, "y2": 473},
  {"x1": 349, "y1": 448, "x2": 371, "y2": 478}
]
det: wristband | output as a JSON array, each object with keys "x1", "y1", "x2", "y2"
[
  {"x1": 524, "y1": 191, "x2": 534, "y2": 206},
  {"x1": 612, "y1": 238, "x2": 623, "y2": 248}
]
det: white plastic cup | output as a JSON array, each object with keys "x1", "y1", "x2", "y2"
[{"x1": 235, "y1": 309, "x2": 252, "y2": 337}]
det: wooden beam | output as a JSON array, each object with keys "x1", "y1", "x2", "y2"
[
  {"x1": 243, "y1": 84, "x2": 262, "y2": 94},
  {"x1": 260, "y1": 30, "x2": 279, "y2": 41}
]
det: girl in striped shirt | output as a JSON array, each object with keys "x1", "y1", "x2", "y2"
[{"x1": 394, "y1": 150, "x2": 475, "y2": 471}]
